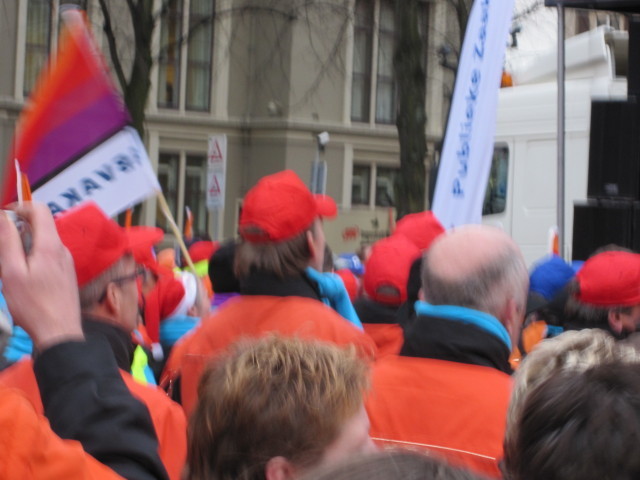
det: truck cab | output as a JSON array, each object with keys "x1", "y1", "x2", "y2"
[{"x1": 486, "y1": 26, "x2": 628, "y2": 265}]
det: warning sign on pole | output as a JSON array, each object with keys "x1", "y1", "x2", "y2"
[{"x1": 207, "y1": 135, "x2": 227, "y2": 209}]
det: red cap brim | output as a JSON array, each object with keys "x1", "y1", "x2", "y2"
[
  {"x1": 126, "y1": 226, "x2": 164, "y2": 251},
  {"x1": 314, "y1": 194, "x2": 337, "y2": 219}
]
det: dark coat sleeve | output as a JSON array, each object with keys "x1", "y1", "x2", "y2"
[{"x1": 33, "y1": 337, "x2": 169, "y2": 480}]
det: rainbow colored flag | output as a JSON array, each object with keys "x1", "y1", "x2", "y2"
[{"x1": 1, "y1": 8, "x2": 159, "y2": 215}]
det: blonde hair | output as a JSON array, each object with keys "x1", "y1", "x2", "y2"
[
  {"x1": 505, "y1": 329, "x2": 640, "y2": 455},
  {"x1": 186, "y1": 335, "x2": 370, "y2": 480},
  {"x1": 299, "y1": 450, "x2": 483, "y2": 480}
]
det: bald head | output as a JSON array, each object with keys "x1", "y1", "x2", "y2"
[
  {"x1": 422, "y1": 225, "x2": 528, "y2": 324},
  {"x1": 427, "y1": 226, "x2": 520, "y2": 282}
]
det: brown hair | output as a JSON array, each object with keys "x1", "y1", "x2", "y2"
[
  {"x1": 504, "y1": 328, "x2": 640, "y2": 458},
  {"x1": 234, "y1": 224, "x2": 317, "y2": 279},
  {"x1": 505, "y1": 362, "x2": 640, "y2": 480},
  {"x1": 564, "y1": 278, "x2": 633, "y2": 331},
  {"x1": 186, "y1": 336, "x2": 369, "y2": 480}
]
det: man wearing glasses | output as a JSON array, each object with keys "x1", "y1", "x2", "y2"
[{"x1": 0, "y1": 202, "x2": 187, "y2": 480}]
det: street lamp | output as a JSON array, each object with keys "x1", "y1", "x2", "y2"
[{"x1": 310, "y1": 131, "x2": 330, "y2": 194}]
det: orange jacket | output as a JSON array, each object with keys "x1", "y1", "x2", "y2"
[
  {"x1": 0, "y1": 360, "x2": 186, "y2": 480},
  {"x1": 362, "y1": 323, "x2": 403, "y2": 357},
  {"x1": 163, "y1": 295, "x2": 377, "y2": 415},
  {"x1": 365, "y1": 355, "x2": 512, "y2": 478},
  {"x1": 0, "y1": 384, "x2": 124, "y2": 479}
]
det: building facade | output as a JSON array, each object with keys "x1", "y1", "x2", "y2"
[{"x1": 0, "y1": 0, "x2": 461, "y2": 253}]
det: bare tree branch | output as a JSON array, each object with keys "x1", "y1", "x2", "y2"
[{"x1": 98, "y1": 0, "x2": 127, "y2": 91}]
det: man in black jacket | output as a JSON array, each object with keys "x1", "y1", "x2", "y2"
[
  {"x1": 0, "y1": 202, "x2": 167, "y2": 480},
  {"x1": 402, "y1": 224, "x2": 529, "y2": 374}
]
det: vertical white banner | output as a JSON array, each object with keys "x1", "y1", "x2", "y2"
[
  {"x1": 432, "y1": 0, "x2": 514, "y2": 228},
  {"x1": 207, "y1": 134, "x2": 227, "y2": 209}
]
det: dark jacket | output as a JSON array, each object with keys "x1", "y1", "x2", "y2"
[
  {"x1": 239, "y1": 269, "x2": 322, "y2": 299},
  {"x1": 34, "y1": 338, "x2": 169, "y2": 480},
  {"x1": 354, "y1": 297, "x2": 398, "y2": 325},
  {"x1": 401, "y1": 304, "x2": 513, "y2": 374}
]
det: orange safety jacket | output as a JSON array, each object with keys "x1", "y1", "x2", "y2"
[
  {"x1": 0, "y1": 360, "x2": 187, "y2": 480},
  {"x1": 362, "y1": 323, "x2": 403, "y2": 357},
  {"x1": 163, "y1": 295, "x2": 377, "y2": 415},
  {"x1": 0, "y1": 384, "x2": 125, "y2": 479},
  {"x1": 365, "y1": 355, "x2": 512, "y2": 479}
]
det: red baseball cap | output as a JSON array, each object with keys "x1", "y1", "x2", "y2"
[
  {"x1": 55, "y1": 202, "x2": 163, "y2": 288},
  {"x1": 393, "y1": 211, "x2": 445, "y2": 251},
  {"x1": 575, "y1": 251, "x2": 640, "y2": 306},
  {"x1": 364, "y1": 235, "x2": 421, "y2": 306},
  {"x1": 239, "y1": 170, "x2": 337, "y2": 242}
]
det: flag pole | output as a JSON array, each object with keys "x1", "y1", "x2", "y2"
[{"x1": 156, "y1": 191, "x2": 197, "y2": 274}]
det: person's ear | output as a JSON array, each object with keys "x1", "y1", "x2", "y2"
[
  {"x1": 103, "y1": 282, "x2": 120, "y2": 315},
  {"x1": 306, "y1": 230, "x2": 316, "y2": 255},
  {"x1": 502, "y1": 297, "x2": 524, "y2": 351},
  {"x1": 418, "y1": 287, "x2": 425, "y2": 301},
  {"x1": 608, "y1": 310, "x2": 624, "y2": 334},
  {"x1": 265, "y1": 456, "x2": 297, "y2": 480}
]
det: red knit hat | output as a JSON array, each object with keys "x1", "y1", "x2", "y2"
[
  {"x1": 393, "y1": 211, "x2": 445, "y2": 251},
  {"x1": 364, "y1": 235, "x2": 421, "y2": 306},
  {"x1": 187, "y1": 240, "x2": 220, "y2": 264},
  {"x1": 142, "y1": 272, "x2": 199, "y2": 343},
  {"x1": 239, "y1": 170, "x2": 337, "y2": 242},
  {"x1": 55, "y1": 202, "x2": 162, "y2": 287},
  {"x1": 576, "y1": 251, "x2": 640, "y2": 306},
  {"x1": 335, "y1": 268, "x2": 359, "y2": 302},
  {"x1": 143, "y1": 274, "x2": 183, "y2": 344},
  {"x1": 130, "y1": 228, "x2": 165, "y2": 274}
]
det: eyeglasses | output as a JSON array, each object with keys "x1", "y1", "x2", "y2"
[
  {"x1": 98, "y1": 267, "x2": 146, "y2": 303},
  {"x1": 113, "y1": 266, "x2": 146, "y2": 285}
]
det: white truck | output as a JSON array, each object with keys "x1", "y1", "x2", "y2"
[{"x1": 484, "y1": 26, "x2": 628, "y2": 266}]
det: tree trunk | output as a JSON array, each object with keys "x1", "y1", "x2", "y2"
[
  {"x1": 125, "y1": 0, "x2": 155, "y2": 139},
  {"x1": 394, "y1": 0, "x2": 427, "y2": 220}
]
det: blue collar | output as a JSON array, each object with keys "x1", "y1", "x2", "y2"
[{"x1": 414, "y1": 301, "x2": 512, "y2": 350}]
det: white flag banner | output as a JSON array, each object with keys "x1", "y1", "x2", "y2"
[
  {"x1": 207, "y1": 134, "x2": 227, "y2": 209},
  {"x1": 33, "y1": 127, "x2": 160, "y2": 216},
  {"x1": 432, "y1": 0, "x2": 515, "y2": 228}
]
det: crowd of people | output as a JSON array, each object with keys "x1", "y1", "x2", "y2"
[{"x1": 2, "y1": 169, "x2": 640, "y2": 479}]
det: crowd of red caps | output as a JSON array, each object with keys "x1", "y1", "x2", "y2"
[
  {"x1": 45, "y1": 169, "x2": 451, "y2": 374},
  {"x1": 364, "y1": 211, "x2": 445, "y2": 306}
]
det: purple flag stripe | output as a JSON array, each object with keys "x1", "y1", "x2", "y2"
[{"x1": 27, "y1": 95, "x2": 129, "y2": 183}]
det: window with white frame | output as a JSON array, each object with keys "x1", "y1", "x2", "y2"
[
  {"x1": 352, "y1": 164, "x2": 400, "y2": 207},
  {"x1": 156, "y1": 152, "x2": 209, "y2": 236},
  {"x1": 157, "y1": 0, "x2": 182, "y2": 108},
  {"x1": 23, "y1": 1, "x2": 107, "y2": 97},
  {"x1": 350, "y1": 0, "x2": 429, "y2": 125},
  {"x1": 374, "y1": 0, "x2": 395, "y2": 124},
  {"x1": 350, "y1": 1, "x2": 373, "y2": 123},
  {"x1": 24, "y1": 0, "x2": 56, "y2": 97},
  {"x1": 157, "y1": 0, "x2": 215, "y2": 111},
  {"x1": 351, "y1": 0, "x2": 395, "y2": 124}
]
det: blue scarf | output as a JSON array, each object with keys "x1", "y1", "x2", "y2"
[
  {"x1": 414, "y1": 301, "x2": 512, "y2": 351},
  {"x1": 305, "y1": 267, "x2": 363, "y2": 330}
]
